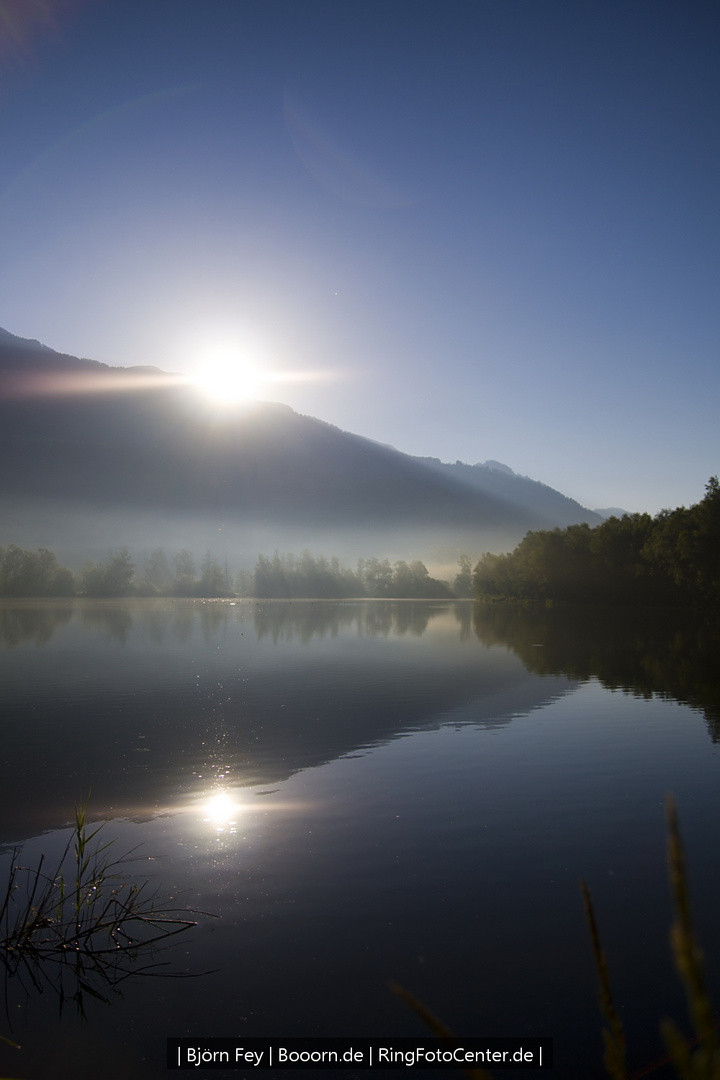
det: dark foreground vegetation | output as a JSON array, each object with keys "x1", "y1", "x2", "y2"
[
  {"x1": 474, "y1": 477, "x2": 720, "y2": 605},
  {"x1": 0, "y1": 545, "x2": 472, "y2": 599},
  {"x1": 396, "y1": 798, "x2": 720, "y2": 1080},
  {"x1": 0, "y1": 803, "x2": 200, "y2": 1019}
]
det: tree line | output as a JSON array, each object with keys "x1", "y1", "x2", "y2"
[
  {"x1": 0, "y1": 545, "x2": 474, "y2": 599},
  {"x1": 7, "y1": 477, "x2": 715, "y2": 603},
  {"x1": 473, "y1": 477, "x2": 720, "y2": 605},
  {"x1": 248, "y1": 552, "x2": 464, "y2": 599}
]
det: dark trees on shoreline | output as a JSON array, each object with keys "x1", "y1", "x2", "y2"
[
  {"x1": 473, "y1": 478, "x2": 720, "y2": 605},
  {"x1": 4, "y1": 478, "x2": 717, "y2": 604}
]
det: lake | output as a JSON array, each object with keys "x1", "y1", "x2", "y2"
[{"x1": 1, "y1": 599, "x2": 719, "y2": 1079}]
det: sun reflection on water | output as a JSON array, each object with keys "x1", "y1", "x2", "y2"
[
  {"x1": 159, "y1": 781, "x2": 312, "y2": 857},
  {"x1": 202, "y1": 790, "x2": 239, "y2": 837}
]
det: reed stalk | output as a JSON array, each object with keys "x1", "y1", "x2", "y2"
[
  {"x1": 394, "y1": 797, "x2": 720, "y2": 1080},
  {"x1": 0, "y1": 804, "x2": 206, "y2": 1020}
]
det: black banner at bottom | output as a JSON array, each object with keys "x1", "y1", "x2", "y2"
[{"x1": 167, "y1": 1037, "x2": 553, "y2": 1070}]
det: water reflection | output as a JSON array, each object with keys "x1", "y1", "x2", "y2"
[
  {"x1": 202, "y1": 789, "x2": 240, "y2": 835},
  {"x1": 0, "y1": 597, "x2": 472, "y2": 648},
  {"x1": 79, "y1": 601, "x2": 134, "y2": 643},
  {"x1": 0, "y1": 820, "x2": 201, "y2": 1022},
  {"x1": 3, "y1": 598, "x2": 720, "y2": 850},
  {"x1": 252, "y1": 597, "x2": 473, "y2": 641},
  {"x1": 0, "y1": 599, "x2": 575, "y2": 844},
  {"x1": 4, "y1": 599, "x2": 716, "y2": 730},
  {"x1": 0, "y1": 600, "x2": 73, "y2": 648},
  {"x1": 3, "y1": 599, "x2": 720, "y2": 1080},
  {"x1": 473, "y1": 603, "x2": 720, "y2": 738}
]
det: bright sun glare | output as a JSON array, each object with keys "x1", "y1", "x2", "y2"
[
  {"x1": 204, "y1": 790, "x2": 239, "y2": 827},
  {"x1": 194, "y1": 357, "x2": 264, "y2": 404},
  {"x1": 187, "y1": 334, "x2": 329, "y2": 405}
]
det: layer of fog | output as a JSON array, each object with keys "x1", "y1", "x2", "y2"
[{"x1": 1, "y1": 496, "x2": 526, "y2": 580}]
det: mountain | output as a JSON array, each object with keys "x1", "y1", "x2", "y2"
[
  {"x1": 0, "y1": 328, "x2": 601, "y2": 559},
  {"x1": 0, "y1": 326, "x2": 164, "y2": 376},
  {"x1": 413, "y1": 456, "x2": 601, "y2": 529}
]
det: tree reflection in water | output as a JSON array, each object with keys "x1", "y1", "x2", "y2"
[{"x1": 473, "y1": 603, "x2": 720, "y2": 741}]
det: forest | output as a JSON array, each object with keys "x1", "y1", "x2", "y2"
[
  {"x1": 0, "y1": 545, "x2": 472, "y2": 600},
  {"x1": 473, "y1": 477, "x2": 720, "y2": 604},
  {"x1": 2, "y1": 478, "x2": 717, "y2": 604}
]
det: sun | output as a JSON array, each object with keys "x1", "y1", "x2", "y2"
[
  {"x1": 186, "y1": 333, "x2": 329, "y2": 405},
  {"x1": 194, "y1": 356, "x2": 265, "y2": 404}
]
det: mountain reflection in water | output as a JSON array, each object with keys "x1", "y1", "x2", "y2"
[
  {"x1": 2, "y1": 599, "x2": 720, "y2": 1080},
  {"x1": 0, "y1": 600, "x2": 576, "y2": 842}
]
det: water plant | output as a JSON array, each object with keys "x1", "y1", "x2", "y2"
[{"x1": 0, "y1": 801, "x2": 204, "y2": 1020}]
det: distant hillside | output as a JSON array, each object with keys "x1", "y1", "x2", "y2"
[
  {"x1": 0, "y1": 328, "x2": 601, "y2": 556},
  {"x1": 0, "y1": 326, "x2": 164, "y2": 376},
  {"x1": 414, "y1": 457, "x2": 602, "y2": 530}
]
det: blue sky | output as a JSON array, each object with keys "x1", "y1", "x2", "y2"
[{"x1": 0, "y1": 0, "x2": 718, "y2": 514}]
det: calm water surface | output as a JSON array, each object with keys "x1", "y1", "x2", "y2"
[{"x1": 1, "y1": 599, "x2": 719, "y2": 1080}]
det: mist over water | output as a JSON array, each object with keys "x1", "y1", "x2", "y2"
[
  {"x1": 0, "y1": 495, "x2": 523, "y2": 576},
  {"x1": 0, "y1": 335, "x2": 601, "y2": 576}
]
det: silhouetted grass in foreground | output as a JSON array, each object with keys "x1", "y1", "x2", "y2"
[
  {"x1": 0, "y1": 802, "x2": 209, "y2": 1027},
  {"x1": 394, "y1": 796, "x2": 720, "y2": 1079}
]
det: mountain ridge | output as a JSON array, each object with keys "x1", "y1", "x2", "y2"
[{"x1": 0, "y1": 327, "x2": 602, "y2": 558}]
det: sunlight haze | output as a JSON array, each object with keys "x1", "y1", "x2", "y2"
[
  {"x1": 2, "y1": 11, "x2": 720, "y2": 1075},
  {"x1": 0, "y1": 0, "x2": 718, "y2": 513}
]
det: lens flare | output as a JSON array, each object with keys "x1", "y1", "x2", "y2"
[{"x1": 194, "y1": 357, "x2": 264, "y2": 404}]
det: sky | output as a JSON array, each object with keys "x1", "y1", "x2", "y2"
[{"x1": 0, "y1": 0, "x2": 718, "y2": 515}]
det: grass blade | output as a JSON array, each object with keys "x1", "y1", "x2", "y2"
[
  {"x1": 581, "y1": 879, "x2": 627, "y2": 1080},
  {"x1": 389, "y1": 981, "x2": 494, "y2": 1080}
]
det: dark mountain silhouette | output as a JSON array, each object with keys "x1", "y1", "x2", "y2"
[{"x1": 0, "y1": 328, "x2": 601, "y2": 551}]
